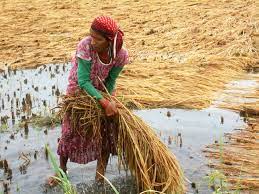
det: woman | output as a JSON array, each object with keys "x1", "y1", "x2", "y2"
[{"x1": 48, "y1": 16, "x2": 128, "y2": 186}]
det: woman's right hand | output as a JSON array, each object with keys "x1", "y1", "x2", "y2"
[
  {"x1": 99, "y1": 98, "x2": 118, "y2": 116},
  {"x1": 105, "y1": 100, "x2": 118, "y2": 116}
]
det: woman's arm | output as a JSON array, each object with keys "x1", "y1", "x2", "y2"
[
  {"x1": 78, "y1": 58, "x2": 116, "y2": 115},
  {"x1": 105, "y1": 66, "x2": 123, "y2": 94},
  {"x1": 77, "y1": 58, "x2": 103, "y2": 100}
]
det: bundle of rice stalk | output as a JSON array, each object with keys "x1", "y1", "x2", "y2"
[{"x1": 58, "y1": 90, "x2": 185, "y2": 193}]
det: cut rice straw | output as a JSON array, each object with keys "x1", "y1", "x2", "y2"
[
  {"x1": 58, "y1": 90, "x2": 185, "y2": 193},
  {"x1": 0, "y1": 0, "x2": 258, "y2": 110}
]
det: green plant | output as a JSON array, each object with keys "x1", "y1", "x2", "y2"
[
  {"x1": 16, "y1": 183, "x2": 21, "y2": 193},
  {"x1": 31, "y1": 114, "x2": 60, "y2": 128},
  {"x1": 219, "y1": 135, "x2": 224, "y2": 164},
  {"x1": 0, "y1": 123, "x2": 8, "y2": 132},
  {"x1": 45, "y1": 145, "x2": 77, "y2": 194},
  {"x1": 206, "y1": 170, "x2": 227, "y2": 194},
  {"x1": 206, "y1": 135, "x2": 241, "y2": 194}
]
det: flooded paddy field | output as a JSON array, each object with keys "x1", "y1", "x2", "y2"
[{"x1": 0, "y1": 64, "x2": 257, "y2": 194}]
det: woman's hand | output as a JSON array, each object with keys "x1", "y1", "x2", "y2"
[
  {"x1": 99, "y1": 98, "x2": 118, "y2": 116},
  {"x1": 105, "y1": 101, "x2": 118, "y2": 116}
]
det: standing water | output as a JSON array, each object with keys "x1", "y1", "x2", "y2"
[{"x1": 0, "y1": 64, "x2": 250, "y2": 194}]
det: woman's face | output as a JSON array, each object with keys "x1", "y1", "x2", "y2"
[{"x1": 90, "y1": 28, "x2": 109, "y2": 53}]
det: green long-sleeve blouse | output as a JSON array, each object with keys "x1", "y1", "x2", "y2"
[{"x1": 77, "y1": 57, "x2": 123, "y2": 100}]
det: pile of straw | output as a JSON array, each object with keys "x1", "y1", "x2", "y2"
[
  {"x1": 58, "y1": 90, "x2": 185, "y2": 193},
  {"x1": 0, "y1": 0, "x2": 258, "y2": 110},
  {"x1": 204, "y1": 120, "x2": 259, "y2": 191},
  {"x1": 203, "y1": 71, "x2": 259, "y2": 191},
  {"x1": 204, "y1": 80, "x2": 259, "y2": 191}
]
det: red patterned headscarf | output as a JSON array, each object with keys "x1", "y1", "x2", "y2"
[{"x1": 91, "y1": 16, "x2": 124, "y2": 59}]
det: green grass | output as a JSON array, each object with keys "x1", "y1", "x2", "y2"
[
  {"x1": 17, "y1": 114, "x2": 60, "y2": 130},
  {"x1": 0, "y1": 123, "x2": 8, "y2": 132},
  {"x1": 31, "y1": 114, "x2": 60, "y2": 128},
  {"x1": 45, "y1": 145, "x2": 77, "y2": 194},
  {"x1": 16, "y1": 183, "x2": 21, "y2": 194},
  {"x1": 206, "y1": 170, "x2": 227, "y2": 194},
  {"x1": 205, "y1": 135, "x2": 241, "y2": 194}
]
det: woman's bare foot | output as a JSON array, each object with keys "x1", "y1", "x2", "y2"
[
  {"x1": 95, "y1": 170, "x2": 105, "y2": 184},
  {"x1": 47, "y1": 155, "x2": 68, "y2": 187},
  {"x1": 47, "y1": 173, "x2": 60, "y2": 187},
  {"x1": 47, "y1": 169, "x2": 67, "y2": 187}
]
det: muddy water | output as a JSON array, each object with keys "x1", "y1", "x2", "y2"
[
  {"x1": 0, "y1": 64, "x2": 250, "y2": 194},
  {"x1": 0, "y1": 64, "x2": 70, "y2": 128}
]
